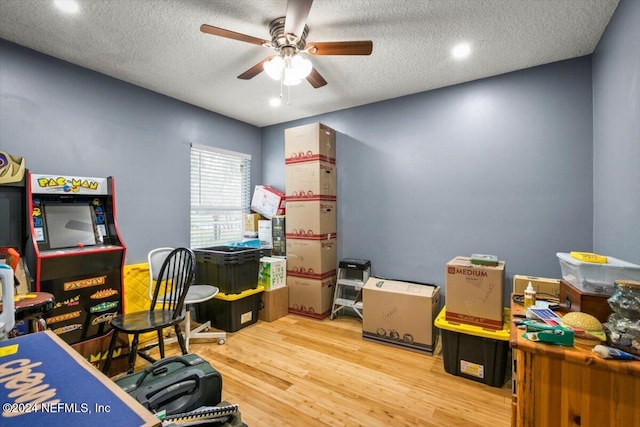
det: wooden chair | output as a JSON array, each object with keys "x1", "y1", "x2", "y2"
[
  {"x1": 148, "y1": 247, "x2": 226, "y2": 351},
  {"x1": 102, "y1": 247, "x2": 195, "y2": 374}
]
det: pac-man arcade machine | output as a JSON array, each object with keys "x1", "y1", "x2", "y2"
[{"x1": 24, "y1": 171, "x2": 126, "y2": 347}]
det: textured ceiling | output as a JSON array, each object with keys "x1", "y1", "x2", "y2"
[{"x1": 0, "y1": 0, "x2": 620, "y2": 127}]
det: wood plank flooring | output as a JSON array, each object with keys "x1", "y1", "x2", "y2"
[{"x1": 135, "y1": 314, "x2": 512, "y2": 427}]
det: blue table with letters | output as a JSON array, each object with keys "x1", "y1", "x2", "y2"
[{"x1": 0, "y1": 330, "x2": 159, "y2": 426}]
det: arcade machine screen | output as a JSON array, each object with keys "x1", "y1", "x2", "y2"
[
  {"x1": 43, "y1": 203, "x2": 97, "y2": 249},
  {"x1": 0, "y1": 188, "x2": 24, "y2": 251}
]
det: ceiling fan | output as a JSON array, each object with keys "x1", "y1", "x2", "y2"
[{"x1": 200, "y1": 0, "x2": 373, "y2": 88}]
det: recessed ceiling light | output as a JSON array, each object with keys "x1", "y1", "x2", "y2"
[
  {"x1": 269, "y1": 97, "x2": 282, "y2": 107},
  {"x1": 452, "y1": 43, "x2": 471, "y2": 59},
  {"x1": 54, "y1": 0, "x2": 80, "y2": 14}
]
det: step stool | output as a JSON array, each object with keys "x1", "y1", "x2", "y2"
[{"x1": 330, "y1": 258, "x2": 371, "y2": 320}]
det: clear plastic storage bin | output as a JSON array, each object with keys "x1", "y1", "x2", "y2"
[{"x1": 557, "y1": 252, "x2": 640, "y2": 294}]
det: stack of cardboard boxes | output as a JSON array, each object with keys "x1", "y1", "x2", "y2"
[
  {"x1": 246, "y1": 185, "x2": 288, "y2": 322},
  {"x1": 284, "y1": 123, "x2": 337, "y2": 319}
]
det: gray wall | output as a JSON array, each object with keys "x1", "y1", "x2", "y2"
[
  {"x1": 592, "y1": 0, "x2": 640, "y2": 264},
  {"x1": 262, "y1": 57, "x2": 594, "y2": 305},
  {"x1": 0, "y1": 40, "x2": 261, "y2": 264}
]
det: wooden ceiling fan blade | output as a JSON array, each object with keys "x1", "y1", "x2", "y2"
[
  {"x1": 284, "y1": 0, "x2": 313, "y2": 42},
  {"x1": 200, "y1": 24, "x2": 269, "y2": 47},
  {"x1": 306, "y1": 67, "x2": 327, "y2": 88},
  {"x1": 307, "y1": 41, "x2": 373, "y2": 56},
  {"x1": 238, "y1": 56, "x2": 275, "y2": 80}
]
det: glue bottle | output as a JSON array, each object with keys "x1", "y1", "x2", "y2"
[{"x1": 524, "y1": 282, "x2": 536, "y2": 309}]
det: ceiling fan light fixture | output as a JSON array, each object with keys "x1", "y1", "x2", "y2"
[
  {"x1": 264, "y1": 56, "x2": 285, "y2": 80},
  {"x1": 291, "y1": 55, "x2": 312, "y2": 79},
  {"x1": 282, "y1": 67, "x2": 302, "y2": 86}
]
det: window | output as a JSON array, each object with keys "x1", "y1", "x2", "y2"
[{"x1": 190, "y1": 144, "x2": 251, "y2": 248}]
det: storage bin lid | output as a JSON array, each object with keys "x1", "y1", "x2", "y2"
[
  {"x1": 557, "y1": 252, "x2": 640, "y2": 269},
  {"x1": 215, "y1": 285, "x2": 264, "y2": 301},
  {"x1": 435, "y1": 306, "x2": 510, "y2": 340}
]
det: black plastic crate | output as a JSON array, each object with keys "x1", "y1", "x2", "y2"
[
  {"x1": 441, "y1": 328, "x2": 509, "y2": 387},
  {"x1": 194, "y1": 246, "x2": 260, "y2": 294},
  {"x1": 195, "y1": 287, "x2": 263, "y2": 332}
]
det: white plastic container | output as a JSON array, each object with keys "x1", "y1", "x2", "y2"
[{"x1": 557, "y1": 252, "x2": 640, "y2": 294}]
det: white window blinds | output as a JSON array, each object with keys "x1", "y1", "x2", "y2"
[{"x1": 190, "y1": 144, "x2": 251, "y2": 248}]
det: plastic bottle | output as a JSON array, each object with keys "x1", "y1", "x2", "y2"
[
  {"x1": 524, "y1": 282, "x2": 536, "y2": 309},
  {"x1": 593, "y1": 345, "x2": 640, "y2": 360}
]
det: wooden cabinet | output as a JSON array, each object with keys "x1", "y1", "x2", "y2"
[{"x1": 510, "y1": 301, "x2": 640, "y2": 427}]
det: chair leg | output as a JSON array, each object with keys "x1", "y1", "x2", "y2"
[
  {"x1": 184, "y1": 307, "x2": 192, "y2": 352},
  {"x1": 175, "y1": 324, "x2": 188, "y2": 355},
  {"x1": 128, "y1": 334, "x2": 139, "y2": 374},
  {"x1": 102, "y1": 330, "x2": 119, "y2": 374},
  {"x1": 157, "y1": 329, "x2": 165, "y2": 360}
]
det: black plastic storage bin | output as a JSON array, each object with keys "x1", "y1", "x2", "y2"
[
  {"x1": 195, "y1": 287, "x2": 264, "y2": 332},
  {"x1": 435, "y1": 306, "x2": 510, "y2": 387},
  {"x1": 194, "y1": 246, "x2": 260, "y2": 294}
]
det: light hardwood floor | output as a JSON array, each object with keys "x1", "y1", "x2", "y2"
[{"x1": 137, "y1": 314, "x2": 512, "y2": 427}]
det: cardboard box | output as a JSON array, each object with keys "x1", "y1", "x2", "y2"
[
  {"x1": 285, "y1": 161, "x2": 337, "y2": 198},
  {"x1": 258, "y1": 220, "x2": 273, "y2": 247},
  {"x1": 445, "y1": 256, "x2": 505, "y2": 330},
  {"x1": 271, "y1": 216, "x2": 286, "y2": 257},
  {"x1": 285, "y1": 200, "x2": 336, "y2": 237},
  {"x1": 287, "y1": 275, "x2": 335, "y2": 319},
  {"x1": 251, "y1": 185, "x2": 285, "y2": 219},
  {"x1": 243, "y1": 213, "x2": 262, "y2": 237},
  {"x1": 284, "y1": 123, "x2": 336, "y2": 164},
  {"x1": 512, "y1": 274, "x2": 561, "y2": 297},
  {"x1": 258, "y1": 257, "x2": 286, "y2": 290},
  {"x1": 362, "y1": 277, "x2": 440, "y2": 354},
  {"x1": 286, "y1": 237, "x2": 337, "y2": 279},
  {"x1": 272, "y1": 236, "x2": 286, "y2": 258},
  {"x1": 272, "y1": 216, "x2": 285, "y2": 237},
  {"x1": 259, "y1": 286, "x2": 289, "y2": 322}
]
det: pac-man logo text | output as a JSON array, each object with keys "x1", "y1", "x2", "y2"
[
  {"x1": 90, "y1": 288, "x2": 118, "y2": 299},
  {"x1": 92, "y1": 312, "x2": 118, "y2": 326},
  {"x1": 45, "y1": 311, "x2": 81, "y2": 325},
  {"x1": 63, "y1": 276, "x2": 106, "y2": 291},
  {"x1": 89, "y1": 301, "x2": 119, "y2": 313},
  {"x1": 37, "y1": 176, "x2": 99, "y2": 190},
  {"x1": 54, "y1": 295, "x2": 80, "y2": 309},
  {"x1": 53, "y1": 324, "x2": 82, "y2": 335}
]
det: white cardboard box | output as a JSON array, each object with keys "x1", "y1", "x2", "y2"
[
  {"x1": 258, "y1": 220, "x2": 273, "y2": 248},
  {"x1": 258, "y1": 257, "x2": 286, "y2": 290},
  {"x1": 251, "y1": 185, "x2": 285, "y2": 219}
]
